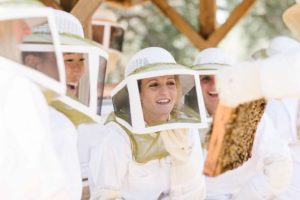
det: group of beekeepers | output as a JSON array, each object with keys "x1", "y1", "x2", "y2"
[{"x1": 1, "y1": 0, "x2": 300, "y2": 199}]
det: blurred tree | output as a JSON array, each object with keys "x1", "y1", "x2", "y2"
[
  {"x1": 240, "y1": 0, "x2": 295, "y2": 56},
  {"x1": 103, "y1": 0, "x2": 296, "y2": 81}
]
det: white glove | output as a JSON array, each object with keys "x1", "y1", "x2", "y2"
[
  {"x1": 161, "y1": 129, "x2": 206, "y2": 200},
  {"x1": 216, "y1": 61, "x2": 263, "y2": 107},
  {"x1": 160, "y1": 128, "x2": 192, "y2": 165}
]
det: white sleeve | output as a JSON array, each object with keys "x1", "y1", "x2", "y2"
[
  {"x1": 233, "y1": 118, "x2": 293, "y2": 200},
  {"x1": 169, "y1": 129, "x2": 206, "y2": 200},
  {"x1": 217, "y1": 51, "x2": 300, "y2": 107},
  {"x1": 0, "y1": 76, "x2": 70, "y2": 199},
  {"x1": 49, "y1": 108, "x2": 82, "y2": 200},
  {"x1": 88, "y1": 125, "x2": 131, "y2": 200}
]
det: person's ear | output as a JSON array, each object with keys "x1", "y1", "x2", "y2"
[{"x1": 24, "y1": 54, "x2": 40, "y2": 69}]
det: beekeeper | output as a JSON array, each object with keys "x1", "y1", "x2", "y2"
[
  {"x1": 255, "y1": 36, "x2": 300, "y2": 200},
  {"x1": 88, "y1": 47, "x2": 207, "y2": 200},
  {"x1": 186, "y1": 47, "x2": 232, "y2": 145},
  {"x1": 21, "y1": 9, "x2": 108, "y2": 199},
  {"x1": 27, "y1": 10, "x2": 111, "y2": 200},
  {"x1": 0, "y1": 0, "x2": 71, "y2": 199},
  {"x1": 193, "y1": 48, "x2": 293, "y2": 200},
  {"x1": 76, "y1": 10, "x2": 125, "y2": 191}
]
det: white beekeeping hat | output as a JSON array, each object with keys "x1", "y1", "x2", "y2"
[
  {"x1": 111, "y1": 47, "x2": 208, "y2": 134},
  {"x1": 266, "y1": 36, "x2": 300, "y2": 56},
  {"x1": 193, "y1": 48, "x2": 233, "y2": 70},
  {"x1": 125, "y1": 47, "x2": 176, "y2": 76},
  {"x1": 33, "y1": 9, "x2": 84, "y2": 38},
  {"x1": 0, "y1": 0, "x2": 67, "y2": 99},
  {"x1": 252, "y1": 36, "x2": 300, "y2": 60}
]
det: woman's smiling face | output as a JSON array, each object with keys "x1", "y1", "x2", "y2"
[
  {"x1": 64, "y1": 53, "x2": 85, "y2": 96},
  {"x1": 140, "y1": 75, "x2": 178, "y2": 125}
]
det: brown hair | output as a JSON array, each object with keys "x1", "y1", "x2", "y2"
[{"x1": 171, "y1": 75, "x2": 183, "y2": 117}]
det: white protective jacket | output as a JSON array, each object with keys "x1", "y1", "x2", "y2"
[
  {"x1": 88, "y1": 121, "x2": 206, "y2": 200},
  {"x1": 281, "y1": 141, "x2": 300, "y2": 200},
  {"x1": 49, "y1": 107, "x2": 82, "y2": 200},
  {"x1": 0, "y1": 69, "x2": 70, "y2": 199},
  {"x1": 205, "y1": 113, "x2": 292, "y2": 200},
  {"x1": 266, "y1": 99, "x2": 300, "y2": 199},
  {"x1": 77, "y1": 123, "x2": 104, "y2": 187},
  {"x1": 265, "y1": 99, "x2": 298, "y2": 143}
]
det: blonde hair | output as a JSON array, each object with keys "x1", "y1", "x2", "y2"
[
  {"x1": 171, "y1": 75, "x2": 183, "y2": 117},
  {"x1": 0, "y1": 19, "x2": 21, "y2": 62}
]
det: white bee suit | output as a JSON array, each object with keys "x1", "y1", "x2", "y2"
[
  {"x1": 266, "y1": 99, "x2": 300, "y2": 200},
  {"x1": 280, "y1": 141, "x2": 300, "y2": 200},
  {"x1": 205, "y1": 113, "x2": 292, "y2": 200},
  {"x1": 24, "y1": 9, "x2": 108, "y2": 199},
  {"x1": 77, "y1": 122, "x2": 105, "y2": 198},
  {"x1": 48, "y1": 106, "x2": 82, "y2": 200},
  {"x1": 265, "y1": 99, "x2": 298, "y2": 143},
  {"x1": 77, "y1": 123, "x2": 97, "y2": 185},
  {"x1": 88, "y1": 121, "x2": 205, "y2": 200},
  {"x1": 0, "y1": 68, "x2": 70, "y2": 199}
]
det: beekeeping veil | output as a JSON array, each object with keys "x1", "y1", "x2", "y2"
[
  {"x1": 92, "y1": 9, "x2": 125, "y2": 73},
  {"x1": 0, "y1": 0, "x2": 65, "y2": 96},
  {"x1": 191, "y1": 48, "x2": 233, "y2": 121},
  {"x1": 21, "y1": 9, "x2": 108, "y2": 125},
  {"x1": 92, "y1": 10, "x2": 124, "y2": 52},
  {"x1": 111, "y1": 47, "x2": 208, "y2": 134}
]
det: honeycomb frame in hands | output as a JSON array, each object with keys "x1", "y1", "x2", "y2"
[{"x1": 204, "y1": 99, "x2": 266, "y2": 176}]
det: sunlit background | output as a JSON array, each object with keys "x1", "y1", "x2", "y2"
[{"x1": 93, "y1": 0, "x2": 294, "y2": 83}]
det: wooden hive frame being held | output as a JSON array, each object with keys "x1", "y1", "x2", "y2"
[{"x1": 204, "y1": 98, "x2": 266, "y2": 176}]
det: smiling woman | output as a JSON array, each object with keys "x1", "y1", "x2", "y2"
[
  {"x1": 140, "y1": 75, "x2": 178, "y2": 125},
  {"x1": 64, "y1": 53, "x2": 85, "y2": 96},
  {"x1": 88, "y1": 47, "x2": 207, "y2": 200},
  {"x1": 110, "y1": 47, "x2": 207, "y2": 134}
]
